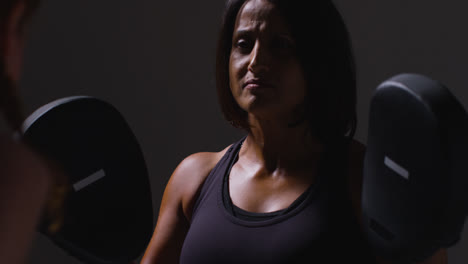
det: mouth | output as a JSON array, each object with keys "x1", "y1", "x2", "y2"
[{"x1": 243, "y1": 78, "x2": 274, "y2": 90}]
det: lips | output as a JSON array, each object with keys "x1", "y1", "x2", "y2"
[{"x1": 243, "y1": 78, "x2": 274, "y2": 90}]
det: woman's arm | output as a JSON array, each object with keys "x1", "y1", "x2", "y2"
[{"x1": 141, "y1": 149, "x2": 228, "y2": 264}]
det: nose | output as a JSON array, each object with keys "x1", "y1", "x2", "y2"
[{"x1": 248, "y1": 41, "x2": 270, "y2": 74}]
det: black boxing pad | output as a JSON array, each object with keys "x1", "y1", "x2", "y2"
[
  {"x1": 362, "y1": 73, "x2": 468, "y2": 262},
  {"x1": 21, "y1": 96, "x2": 153, "y2": 264}
]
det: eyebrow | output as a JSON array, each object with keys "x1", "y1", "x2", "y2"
[{"x1": 233, "y1": 29, "x2": 252, "y2": 37}]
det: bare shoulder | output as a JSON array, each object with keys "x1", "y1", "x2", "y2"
[
  {"x1": 141, "y1": 145, "x2": 232, "y2": 263},
  {"x1": 168, "y1": 145, "x2": 231, "y2": 221}
]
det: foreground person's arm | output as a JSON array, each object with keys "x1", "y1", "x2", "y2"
[{"x1": 0, "y1": 135, "x2": 51, "y2": 263}]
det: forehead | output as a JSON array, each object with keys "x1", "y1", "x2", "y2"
[{"x1": 234, "y1": 0, "x2": 290, "y2": 34}]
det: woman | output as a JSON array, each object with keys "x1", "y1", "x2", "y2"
[
  {"x1": 0, "y1": 0, "x2": 64, "y2": 262},
  {"x1": 141, "y1": 0, "x2": 447, "y2": 263}
]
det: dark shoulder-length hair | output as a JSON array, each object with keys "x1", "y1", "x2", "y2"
[{"x1": 216, "y1": 0, "x2": 357, "y2": 146}]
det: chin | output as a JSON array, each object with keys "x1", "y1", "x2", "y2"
[
  {"x1": 245, "y1": 104, "x2": 284, "y2": 121},
  {"x1": 238, "y1": 95, "x2": 292, "y2": 119}
]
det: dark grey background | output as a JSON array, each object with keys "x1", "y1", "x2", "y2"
[{"x1": 19, "y1": 0, "x2": 468, "y2": 263}]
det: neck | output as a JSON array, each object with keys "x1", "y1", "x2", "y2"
[{"x1": 242, "y1": 114, "x2": 323, "y2": 173}]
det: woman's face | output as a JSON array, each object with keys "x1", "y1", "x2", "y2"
[{"x1": 229, "y1": 0, "x2": 307, "y2": 121}]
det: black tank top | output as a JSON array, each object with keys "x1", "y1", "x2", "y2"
[{"x1": 180, "y1": 137, "x2": 377, "y2": 263}]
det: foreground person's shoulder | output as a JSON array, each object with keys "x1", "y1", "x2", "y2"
[
  {"x1": 0, "y1": 134, "x2": 52, "y2": 263},
  {"x1": 0, "y1": 133, "x2": 50, "y2": 189}
]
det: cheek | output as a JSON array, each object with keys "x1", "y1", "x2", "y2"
[
  {"x1": 283, "y1": 64, "x2": 307, "y2": 98},
  {"x1": 228, "y1": 56, "x2": 237, "y2": 93},
  {"x1": 228, "y1": 53, "x2": 248, "y2": 95}
]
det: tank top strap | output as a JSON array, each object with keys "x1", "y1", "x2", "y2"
[{"x1": 190, "y1": 136, "x2": 247, "y2": 221}]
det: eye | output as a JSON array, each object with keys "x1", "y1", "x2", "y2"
[
  {"x1": 236, "y1": 39, "x2": 249, "y2": 49},
  {"x1": 272, "y1": 36, "x2": 295, "y2": 51},
  {"x1": 234, "y1": 37, "x2": 254, "y2": 53}
]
